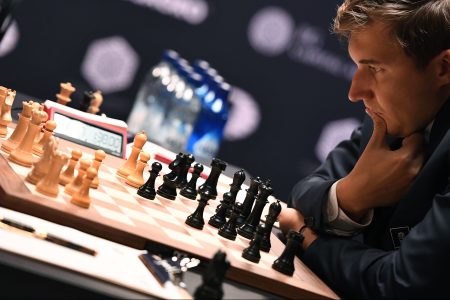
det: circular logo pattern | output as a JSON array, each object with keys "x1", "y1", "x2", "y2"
[
  {"x1": 315, "y1": 118, "x2": 361, "y2": 162},
  {"x1": 247, "y1": 6, "x2": 295, "y2": 57},
  {"x1": 0, "y1": 20, "x2": 19, "y2": 57},
  {"x1": 81, "y1": 36, "x2": 139, "y2": 94}
]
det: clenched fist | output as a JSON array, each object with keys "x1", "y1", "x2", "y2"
[{"x1": 337, "y1": 109, "x2": 427, "y2": 221}]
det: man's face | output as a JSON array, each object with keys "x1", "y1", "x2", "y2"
[{"x1": 348, "y1": 22, "x2": 441, "y2": 137}]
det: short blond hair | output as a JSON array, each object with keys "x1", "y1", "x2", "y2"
[{"x1": 333, "y1": 0, "x2": 450, "y2": 66}]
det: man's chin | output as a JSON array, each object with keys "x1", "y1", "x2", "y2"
[{"x1": 386, "y1": 126, "x2": 405, "y2": 138}]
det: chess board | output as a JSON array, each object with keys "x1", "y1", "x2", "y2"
[{"x1": 0, "y1": 126, "x2": 338, "y2": 300}]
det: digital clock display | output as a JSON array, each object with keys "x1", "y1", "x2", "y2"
[{"x1": 53, "y1": 112, "x2": 124, "y2": 157}]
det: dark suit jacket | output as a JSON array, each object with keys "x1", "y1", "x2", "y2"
[{"x1": 289, "y1": 100, "x2": 450, "y2": 299}]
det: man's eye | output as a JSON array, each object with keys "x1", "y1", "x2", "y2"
[{"x1": 368, "y1": 65, "x2": 381, "y2": 73}]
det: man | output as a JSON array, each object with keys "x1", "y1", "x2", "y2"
[{"x1": 278, "y1": 0, "x2": 450, "y2": 298}]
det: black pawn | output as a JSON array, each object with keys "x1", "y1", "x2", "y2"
[
  {"x1": 242, "y1": 223, "x2": 266, "y2": 263},
  {"x1": 198, "y1": 158, "x2": 227, "y2": 200},
  {"x1": 208, "y1": 192, "x2": 232, "y2": 228},
  {"x1": 218, "y1": 203, "x2": 242, "y2": 240},
  {"x1": 261, "y1": 200, "x2": 282, "y2": 252},
  {"x1": 176, "y1": 153, "x2": 194, "y2": 189},
  {"x1": 226, "y1": 169, "x2": 246, "y2": 206},
  {"x1": 237, "y1": 183, "x2": 273, "y2": 239},
  {"x1": 194, "y1": 250, "x2": 230, "y2": 300},
  {"x1": 156, "y1": 153, "x2": 184, "y2": 200},
  {"x1": 180, "y1": 163, "x2": 203, "y2": 200},
  {"x1": 137, "y1": 162, "x2": 162, "y2": 200},
  {"x1": 272, "y1": 230, "x2": 304, "y2": 276},
  {"x1": 223, "y1": 169, "x2": 245, "y2": 217},
  {"x1": 185, "y1": 190, "x2": 214, "y2": 230},
  {"x1": 236, "y1": 177, "x2": 262, "y2": 226}
]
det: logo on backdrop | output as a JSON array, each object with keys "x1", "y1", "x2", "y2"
[
  {"x1": 81, "y1": 36, "x2": 140, "y2": 94},
  {"x1": 248, "y1": 6, "x2": 355, "y2": 80},
  {"x1": 247, "y1": 7, "x2": 295, "y2": 57},
  {"x1": 127, "y1": 0, "x2": 209, "y2": 25},
  {"x1": 0, "y1": 20, "x2": 19, "y2": 57},
  {"x1": 315, "y1": 118, "x2": 360, "y2": 162},
  {"x1": 224, "y1": 87, "x2": 261, "y2": 141}
]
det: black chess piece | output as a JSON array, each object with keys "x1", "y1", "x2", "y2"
[
  {"x1": 156, "y1": 153, "x2": 184, "y2": 200},
  {"x1": 180, "y1": 163, "x2": 203, "y2": 200},
  {"x1": 222, "y1": 169, "x2": 245, "y2": 217},
  {"x1": 194, "y1": 250, "x2": 230, "y2": 300},
  {"x1": 198, "y1": 158, "x2": 227, "y2": 200},
  {"x1": 208, "y1": 192, "x2": 232, "y2": 228},
  {"x1": 81, "y1": 90, "x2": 95, "y2": 112},
  {"x1": 261, "y1": 200, "x2": 282, "y2": 252},
  {"x1": 237, "y1": 183, "x2": 273, "y2": 239},
  {"x1": 218, "y1": 202, "x2": 242, "y2": 240},
  {"x1": 137, "y1": 162, "x2": 162, "y2": 200},
  {"x1": 175, "y1": 153, "x2": 194, "y2": 189},
  {"x1": 236, "y1": 177, "x2": 262, "y2": 226},
  {"x1": 185, "y1": 189, "x2": 214, "y2": 230},
  {"x1": 272, "y1": 230, "x2": 304, "y2": 276},
  {"x1": 242, "y1": 223, "x2": 266, "y2": 263}
]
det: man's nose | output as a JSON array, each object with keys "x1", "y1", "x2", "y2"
[{"x1": 348, "y1": 69, "x2": 372, "y2": 103}]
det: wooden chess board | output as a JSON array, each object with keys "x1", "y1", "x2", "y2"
[{"x1": 0, "y1": 127, "x2": 338, "y2": 300}]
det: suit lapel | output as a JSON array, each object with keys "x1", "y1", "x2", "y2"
[{"x1": 382, "y1": 99, "x2": 450, "y2": 249}]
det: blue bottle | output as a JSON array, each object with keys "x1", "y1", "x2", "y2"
[
  {"x1": 186, "y1": 80, "x2": 231, "y2": 160},
  {"x1": 160, "y1": 68, "x2": 205, "y2": 153}
]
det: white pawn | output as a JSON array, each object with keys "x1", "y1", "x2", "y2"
[
  {"x1": 126, "y1": 151, "x2": 151, "y2": 188},
  {"x1": 36, "y1": 151, "x2": 69, "y2": 197},
  {"x1": 64, "y1": 159, "x2": 91, "y2": 195},
  {"x1": 59, "y1": 149, "x2": 82, "y2": 186},
  {"x1": 117, "y1": 131, "x2": 147, "y2": 178},
  {"x1": 91, "y1": 149, "x2": 106, "y2": 189},
  {"x1": 71, "y1": 167, "x2": 97, "y2": 209}
]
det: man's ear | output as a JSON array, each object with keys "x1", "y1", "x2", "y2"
[{"x1": 436, "y1": 49, "x2": 450, "y2": 86}]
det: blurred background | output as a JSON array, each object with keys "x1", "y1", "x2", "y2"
[{"x1": 0, "y1": 0, "x2": 364, "y2": 201}]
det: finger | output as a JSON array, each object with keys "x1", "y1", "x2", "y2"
[
  {"x1": 366, "y1": 108, "x2": 388, "y2": 148},
  {"x1": 278, "y1": 208, "x2": 303, "y2": 235}
]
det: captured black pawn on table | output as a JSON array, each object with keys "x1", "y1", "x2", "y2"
[
  {"x1": 193, "y1": 250, "x2": 230, "y2": 300},
  {"x1": 137, "y1": 162, "x2": 162, "y2": 200},
  {"x1": 261, "y1": 199, "x2": 282, "y2": 252},
  {"x1": 208, "y1": 192, "x2": 233, "y2": 229},
  {"x1": 272, "y1": 229, "x2": 304, "y2": 276},
  {"x1": 236, "y1": 176, "x2": 262, "y2": 226},
  {"x1": 180, "y1": 163, "x2": 203, "y2": 200},
  {"x1": 185, "y1": 189, "x2": 215, "y2": 230},
  {"x1": 237, "y1": 182, "x2": 273, "y2": 239},
  {"x1": 242, "y1": 223, "x2": 266, "y2": 263},
  {"x1": 198, "y1": 158, "x2": 227, "y2": 200},
  {"x1": 156, "y1": 152, "x2": 185, "y2": 200},
  {"x1": 218, "y1": 202, "x2": 242, "y2": 241}
]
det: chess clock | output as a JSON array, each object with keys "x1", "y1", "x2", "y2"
[{"x1": 43, "y1": 100, "x2": 128, "y2": 159}]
